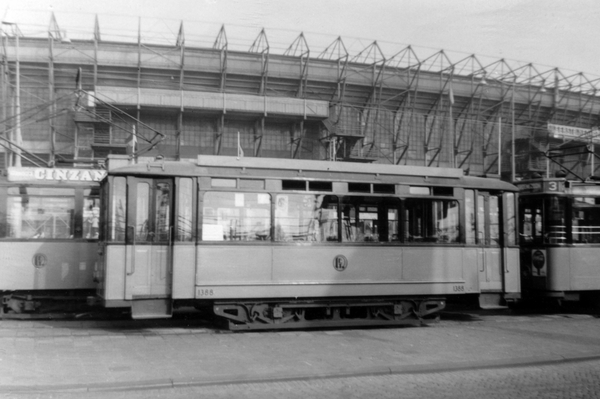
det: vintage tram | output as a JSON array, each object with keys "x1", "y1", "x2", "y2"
[
  {"x1": 516, "y1": 175, "x2": 600, "y2": 302},
  {"x1": 0, "y1": 166, "x2": 105, "y2": 315},
  {"x1": 96, "y1": 155, "x2": 520, "y2": 329}
]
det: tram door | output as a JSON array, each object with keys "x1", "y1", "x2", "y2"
[
  {"x1": 125, "y1": 177, "x2": 173, "y2": 318},
  {"x1": 476, "y1": 192, "x2": 504, "y2": 293}
]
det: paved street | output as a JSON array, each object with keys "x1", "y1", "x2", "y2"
[
  {"x1": 1, "y1": 307, "x2": 600, "y2": 398},
  {"x1": 17, "y1": 358, "x2": 600, "y2": 399}
]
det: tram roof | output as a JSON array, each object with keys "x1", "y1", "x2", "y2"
[
  {"x1": 106, "y1": 155, "x2": 517, "y2": 191},
  {"x1": 197, "y1": 156, "x2": 464, "y2": 178}
]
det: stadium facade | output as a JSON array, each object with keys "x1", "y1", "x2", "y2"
[{"x1": 2, "y1": 13, "x2": 600, "y2": 180}]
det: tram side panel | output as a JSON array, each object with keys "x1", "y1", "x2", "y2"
[
  {"x1": 190, "y1": 245, "x2": 479, "y2": 300},
  {"x1": 527, "y1": 247, "x2": 600, "y2": 294},
  {"x1": 567, "y1": 248, "x2": 600, "y2": 290},
  {"x1": 0, "y1": 241, "x2": 98, "y2": 291}
]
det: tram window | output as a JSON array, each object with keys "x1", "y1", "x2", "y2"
[
  {"x1": 404, "y1": 199, "x2": 459, "y2": 244},
  {"x1": 282, "y1": 180, "x2": 306, "y2": 191},
  {"x1": 349, "y1": 183, "x2": 371, "y2": 193},
  {"x1": 546, "y1": 197, "x2": 566, "y2": 244},
  {"x1": 177, "y1": 178, "x2": 194, "y2": 241},
  {"x1": 135, "y1": 182, "x2": 150, "y2": 241},
  {"x1": 505, "y1": 193, "x2": 517, "y2": 246},
  {"x1": 489, "y1": 196, "x2": 500, "y2": 245},
  {"x1": 5, "y1": 187, "x2": 75, "y2": 239},
  {"x1": 572, "y1": 196, "x2": 600, "y2": 244},
  {"x1": 373, "y1": 184, "x2": 395, "y2": 194},
  {"x1": 202, "y1": 192, "x2": 271, "y2": 241},
  {"x1": 465, "y1": 190, "x2": 476, "y2": 244},
  {"x1": 155, "y1": 182, "x2": 171, "y2": 242},
  {"x1": 432, "y1": 187, "x2": 453, "y2": 196},
  {"x1": 109, "y1": 177, "x2": 126, "y2": 242},
  {"x1": 275, "y1": 194, "x2": 338, "y2": 242},
  {"x1": 308, "y1": 181, "x2": 332, "y2": 192},
  {"x1": 340, "y1": 196, "x2": 400, "y2": 243},
  {"x1": 83, "y1": 188, "x2": 100, "y2": 239},
  {"x1": 519, "y1": 199, "x2": 543, "y2": 244}
]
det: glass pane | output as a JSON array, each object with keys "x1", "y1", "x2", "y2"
[
  {"x1": 388, "y1": 209, "x2": 400, "y2": 242},
  {"x1": 275, "y1": 194, "x2": 337, "y2": 242},
  {"x1": 404, "y1": 199, "x2": 459, "y2": 244},
  {"x1": 520, "y1": 199, "x2": 543, "y2": 244},
  {"x1": 339, "y1": 196, "x2": 401, "y2": 243},
  {"x1": 318, "y1": 197, "x2": 339, "y2": 242},
  {"x1": 505, "y1": 193, "x2": 516, "y2": 246},
  {"x1": 546, "y1": 197, "x2": 566, "y2": 244},
  {"x1": 465, "y1": 190, "x2": 476, "y2": 244},
  {"x1": 203, "y1": 192, "x2": 271, "y2": 241},
  {"x1": 489, "y1": 195, "x2": 500, "y2": 246},
  {"x1": 342, "y1": 202, "x2": 379, "y2": 242},
  {"x1": 572, "y1": 196, "x2": 600, "y2": 244},
  {"x1": 155, "y1": 182, "x2": 171, "y2": 242},
  {"x1": 136, "y1": 182, "x2": 150, "y2": 241},
  {"x1": 83, "y1": 196, "x2": 101, "y2": 239},
  {"x1": 436, "y1": 201, "x2": 460, "y2": 243},
  {"x1": 109, "y1": 177, "x2": 126, "y2": 242},
  {"x1": 177, "y1": 178, "x2": 194, "y2": 241},
  {"x1": 275, "y1": 194, "x2": 338, "y2": 242},
  {"x1": 477, "y1": 195, "x2": 485, "y2": 245},
  {"x1": 6, "y1": 195, "x2": 74, "y2": 239}
]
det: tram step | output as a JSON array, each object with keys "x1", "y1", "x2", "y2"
[
  {"x1": 479, "y1": 293, "x2": 508, "y2": 310},
  {"x1": 131, "y1": 298, "x2": 172, "y2": 319}
]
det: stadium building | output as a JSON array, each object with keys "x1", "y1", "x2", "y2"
[{"x1": 2, "y1": 13, "x2": 600, "y2": 180}]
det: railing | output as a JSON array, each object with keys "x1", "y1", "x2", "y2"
[
  {"x1": 572, "y1": 225, "x2": 600, "y2": 244},
  {"x1": 547, "y1": 225, "x2": 567, "y2": 244}
]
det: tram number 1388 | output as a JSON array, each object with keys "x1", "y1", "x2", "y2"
[
  {"x1": 452, "y1": 285, "x2": 465, "y2": 292},
  {"x1": 198, "y1": 289, "x2": 215, "y2": 297}
]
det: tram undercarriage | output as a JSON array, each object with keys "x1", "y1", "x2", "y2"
[
  {"x1": 206, "y1": 297, "x2": 445, "y2": 330},
  {"x1": 1, "y1": 290, "x2": 96, "y2": 319}
]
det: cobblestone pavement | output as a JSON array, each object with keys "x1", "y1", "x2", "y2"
[
  {"x1": 7, "y1": 358, "x2": 600, "y2": 399},
  {"x1": 1, "y1": 309, "x2": 599, "y2": 397}
]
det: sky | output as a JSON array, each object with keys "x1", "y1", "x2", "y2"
[{"x1": 3, "y1": 0, "x2": 600, "y2": 78}]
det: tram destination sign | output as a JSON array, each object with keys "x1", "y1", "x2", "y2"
[{"x1": 7, "y1": 167, "x2": 107, "y2": 182}]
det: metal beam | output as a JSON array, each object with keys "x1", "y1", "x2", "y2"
[{"x1": 214, "y1": 25, "x2": 227, "y2": 92}]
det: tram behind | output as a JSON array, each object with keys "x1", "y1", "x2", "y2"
[
  {"x1": 0, "y1": 167, "x2": 105, "y2": 314},
  {"x1": 97, "y1": 155, "x2": 520, "y2": 329},
  {"x1": 517, "y1": 176, "x2": 600, "y2": 302}
]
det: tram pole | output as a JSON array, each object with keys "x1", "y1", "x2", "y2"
[
  {"x1": 498, "y1": 116, "x2": 501, "y2": 177},
  {"x1": 511, "y1": 82, "x2": 515, "y2": 182}
]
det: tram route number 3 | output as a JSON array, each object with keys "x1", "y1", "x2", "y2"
[
  {"x1": 198, "y1": 289, "x2": 215, "y2": 297},
  {"x1": 452, "y1": 285, "x2": 465, "y2": 292}
]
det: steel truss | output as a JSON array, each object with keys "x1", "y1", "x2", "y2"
[{"x1": 2, "y1": 13, "x2": 600, "y2": 179}]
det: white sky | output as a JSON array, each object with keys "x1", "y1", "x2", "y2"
[{"x1": 3, "y1": 0, "x2": 600, "y2": 78}]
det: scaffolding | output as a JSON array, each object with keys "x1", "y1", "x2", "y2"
[{"x1": 2, "y1": 13, "x2": 600, "y2": 180}]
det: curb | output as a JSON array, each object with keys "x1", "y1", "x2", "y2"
[{"x1": 3, "y1": 353, "x2": 600, "y2": 394}]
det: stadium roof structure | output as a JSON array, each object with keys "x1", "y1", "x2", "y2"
[{"x1": 1, "y1": 13, "x2": 600, "y2": 181}]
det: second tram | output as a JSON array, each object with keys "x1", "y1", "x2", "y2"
[
  {"x1": 96, "y1": 155, "x2": 520, "y2": 329},
  {"x1": 517, "y1": 175, "x2": 600, "y2": 302},
  {"x1": 0, "y1": 166, "x2": 106, "y2": 315}
]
